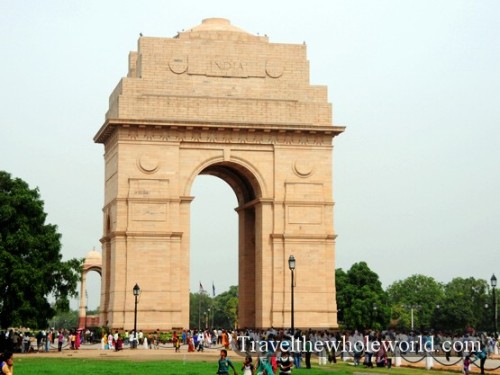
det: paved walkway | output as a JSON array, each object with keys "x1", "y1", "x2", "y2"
[{"x1": 24, "y1": 343, "x2": 229, "y2": 362}]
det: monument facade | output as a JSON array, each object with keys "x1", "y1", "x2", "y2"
[{"x1": 94, "y1": 18, "x2": 344, "y2": 330}]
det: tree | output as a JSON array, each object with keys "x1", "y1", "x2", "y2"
[
  {"x1": 223, "y1": 288, "x2": 239, "y2": 329},
  {"x1": 438, "y1": 277, "x2": 490, "y2": 332},
  {"x1": 189, "y1": 288, "x2": 212, "y2": 329},
  {"x1": 0, "y1": 171, "x2": 82, "y2": 328},
  {"x1": 387, "y1": 274, "x2": 444, "y2": 331},
  {"x1": 336, "y1": 262, "x2": 388, "y2": 330},
  {"x1": 210, "y1": 285, "x2": 238, "y2": 329},
  {"x1": 335, "y1": 268, "x2": 348, "y2": 325},
  {"x1": 50, "y1": 309, "x2": 79, "y2": 330},
  {"x1": 190, "y1": 285, "x2": 238, "y2": 330}
]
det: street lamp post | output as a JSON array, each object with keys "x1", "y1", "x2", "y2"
[
  {"x1": 403, "y1": 304, "x2": 421, "y2": 331},
  {"x1": 411, "y1": 308, "x2": 414, "y2": 331},
  {"x1": 288, "y1": 255, "x2": 296, "y2": 335},
  {"x1": 435, "y1": 304, "x2": 440, "y2": 332},
  {"x1": 371, "y1": 303, "x2": 378, "y2": 328},
  {"x1": 133, "y1": 283, "x2": 141, "y2": 349},
  {"x1": 491, "y1": 274, "x2": 497, "y2": 338},
  {"x1": 484, "y1": 304, "x2": 489, "y2": 332},
  {"x1": 84, "y1": 289, "x2": 88, "y2": 336}
]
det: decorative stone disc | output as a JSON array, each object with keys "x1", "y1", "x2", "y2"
[
  {"x1": 169, "y1": 56, "x2": 188, "y2": 74},
  {"x1": 138, "y1": 154, "x2": 159, "y2": 173},
  {"x1": 293, "y1": 159, "x2": 314, "y2": 178},
  {"x1": 266, "y1": 59, "x2": 284, "y2": 78}
]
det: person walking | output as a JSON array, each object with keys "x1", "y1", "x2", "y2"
[
  {"x1": 304, "y1": 334, "x2": 312, "y2": 369},
  {"x1": 241, "y1": 355, "x2": 254, "y2": 375},
  {"x1": 473, "y1": 345, "x2": 488, "y2": 375},
  {"x1": 57, "y1": 331, "x2": 64, "y2": 352},
  {"x1": 463, "y1": 355, "x2": 471, "y2": 375},
  {"x1": 364, "y1": 332, "x2": 374, "y2": 368},
  {"x1": 222, "y1": 330, "x2": 230, "y2": 349},
  {"x1": 277, "y1": 345, "x2": 293, "y2": 375},
  {"x1": 216, "y1": 349, "x2": 237, "y2": 375},
  {"x1": 255, "y1": 354, "x2": 274, "y2": 375}
]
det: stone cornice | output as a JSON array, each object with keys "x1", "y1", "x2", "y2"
[
  {"x1": 94, "y1": 118, "x2": 345, "y2": 145},
  {"x1": 270, "y1": 233, "x2": 337, "y2": 241},
  {"x1": 100, "y1": 231, "x2": 183, "y2": 242}
]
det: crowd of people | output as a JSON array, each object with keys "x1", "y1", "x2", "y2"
[
  {"x1": 0, "y1": 326, "x2": 498, "y2": 374},
  {"x1": 88, "y1": 327, "x2": 239, "y2": 352},
  {"x1": 221, "y1": 328, "x2": 500, "y2": 374},
  {"x1": 0, "y1": 328, "x2": 100, "y2": 354}
]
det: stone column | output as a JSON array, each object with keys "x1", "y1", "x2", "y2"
[{"x1": 78, "y1": 271, "x2": 87, "y2": 329}]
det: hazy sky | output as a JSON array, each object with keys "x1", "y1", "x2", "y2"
[{"x1": 1, "y1": 1, "x2": 499, "y2": 310}]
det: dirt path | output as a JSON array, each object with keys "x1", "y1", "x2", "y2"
[{"x1": 21, "y1": 345, "x2": 227, "y2": 362}]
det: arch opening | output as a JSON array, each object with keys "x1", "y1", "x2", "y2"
[
  {"x1": 78, "y1": 250, "x2": 102, "y2": 330},
  {"x1": 190, "y1": 162, "x2": 260, "y2": 328},
  {"x1": 199, "y1": 162, "x2": 261, "y2": 205},
  {"x1": 190, "y1": 175, "x2": 238, "y2": 328}
]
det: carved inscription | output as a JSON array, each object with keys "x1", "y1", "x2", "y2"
[
  {"x1": 188, "y1": 56, "x2": 266, "y2": 78},
  {"x1": 210, "y1": 58, "x2": 247, "y2": 77},
  {"x1": 119, "y1": 126, "x2": 329, "y2": 146},
  {"x1": 167, "y1": 55, "x2": 284, "y2": 78},
  {"x1": 129, "y1": 179, "x2": 169, "y2": 199},
  {"x1": 131, "y1": 202, "x2": 167, "y2": 222}
]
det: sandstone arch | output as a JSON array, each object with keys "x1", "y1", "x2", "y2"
[
  {"x1": 94, "y1": 18, "x2": 344, "y2": 330},
  {"x1": 78, "y1": 249, "x2": 102, "y2": 329}
]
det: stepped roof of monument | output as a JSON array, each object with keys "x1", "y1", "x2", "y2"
[
  {"x1": 177, "y1": 18, "x2": 267, "y2": 42},
  {"x1": 190, "y1": 18, "x2": 247, "y2": 33}
]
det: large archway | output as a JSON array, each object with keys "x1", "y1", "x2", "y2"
[
  {"x1": 94, "y1": 18, "x2": 344, "y2": 330},
  {"x1": 78, "y1": 249, "x2": 102, "y2": 329},
  {"x1": 189, "y1": 174, "x2": 238, "y2": 326},
  {"x1": 194, "y1": 161, "x2": 261, "y2": 328}
]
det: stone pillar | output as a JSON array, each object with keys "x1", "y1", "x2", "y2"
[{"x1": 78, "y1": 271, "x2": 87, "y2": 329}]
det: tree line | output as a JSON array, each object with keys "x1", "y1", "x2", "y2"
[
  {"x1": 193, "y1": 262, "x2": 496, "y2": 333},
  {"x1": 336, "y1": 261, "x2": 496, "y2": 333}
]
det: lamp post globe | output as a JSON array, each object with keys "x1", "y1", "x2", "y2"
[
  {"x1": 133, "y1": 283, "x2": 141, "y2": 348},
  {"x1": 133, "y1": 283, "x2": 141, "y2": 296}
]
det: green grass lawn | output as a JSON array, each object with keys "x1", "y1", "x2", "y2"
[{"x1": 13, "y1": 357, "x2": 464, "y2": 375}]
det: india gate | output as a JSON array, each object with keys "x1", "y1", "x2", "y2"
[{"x1": 93, "y1": 18, "x2": 344, "y2": 331}]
